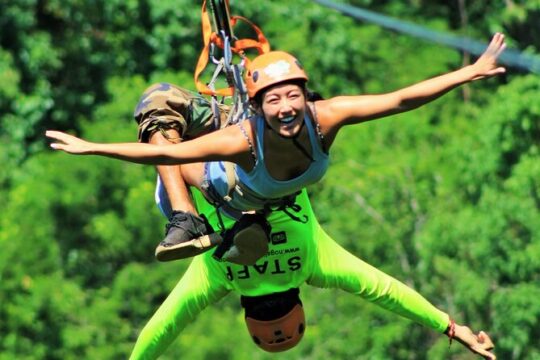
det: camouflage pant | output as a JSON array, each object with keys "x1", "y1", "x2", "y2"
[{"x1": 133, "y1": 83, "x2": 230, "y2": 143}]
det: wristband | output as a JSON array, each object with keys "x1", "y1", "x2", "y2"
[{"x1": 446, "y1": 318, "x2": 456, "y2": 346}]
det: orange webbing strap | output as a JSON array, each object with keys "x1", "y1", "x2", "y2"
[
  {"x1": 218, "y1": 16, "x2": 270, "y2": 54},
  {"x1": 194, "y1": 0, "x2": 271, "y2": 96}
]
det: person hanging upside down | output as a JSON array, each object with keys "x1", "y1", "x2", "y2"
[
  {"x1": 46, "y1": 33, "x2": 507, "y2": 264},
  {"x1": 128, "y1": 189, "x2": 496, "y2": 359},
  {"x1": 46, "y1": 33, "x2": 502, "y2": 359}
]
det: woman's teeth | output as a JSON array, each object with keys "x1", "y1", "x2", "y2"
[{"x1": 280, "y1": 116, "x2": 295, "y2": 124}]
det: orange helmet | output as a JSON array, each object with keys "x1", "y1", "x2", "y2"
[
  {"x1": 241, "y1": 288, "x2": 306, "y2": 352},
  {"x1": 245, "y1": 51, "x2": 309, "y2": 98}
]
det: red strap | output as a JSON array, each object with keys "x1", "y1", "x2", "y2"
[
  {"x1": 230, "y1": 16, "x2": 270, "y2": 54},
  {"x1": 194, "y1": 1, "x2": 271, "y2": 96}
]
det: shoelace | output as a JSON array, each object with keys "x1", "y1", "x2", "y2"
[{"x1": 166, "y1": 212, "x2": 205, "y2": 236}]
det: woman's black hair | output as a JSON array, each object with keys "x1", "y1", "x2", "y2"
[
  {"x1": 306, "y1": 89, "x2": 324, "y2": 101},
  {"x1": 241, "y1": 288, "x2": 302, "y2": 321}
]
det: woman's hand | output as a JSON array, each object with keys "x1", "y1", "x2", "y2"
[
  {"x1": 453, "y1": 323, "x2": 496, "y2": 359},
  {"x1": 470, "y1": 32, "x2": 506, "y2": 81},
  {"x1": 46, "y1": 130, "x2": 94, "y2": 155}
]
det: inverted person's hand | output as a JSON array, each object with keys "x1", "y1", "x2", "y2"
[{"x1": 454, "y1": 324, "x2": 496, "y2": 359}]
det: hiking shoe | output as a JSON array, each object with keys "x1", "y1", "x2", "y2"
[{"x1": 155, "y1": 211, "x2": 222, "y2": 262}]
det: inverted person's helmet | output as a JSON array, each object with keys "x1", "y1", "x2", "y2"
[
  {"x1": 241, "y1": 288, "x2": 306, "y2": 352},
  {"x1": 245, "y1": 51, "x2": 309, "y2": 98}
]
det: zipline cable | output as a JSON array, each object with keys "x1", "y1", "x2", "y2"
[{"x1": 313, "y1": 0, "x2": 540, "y2": 74}]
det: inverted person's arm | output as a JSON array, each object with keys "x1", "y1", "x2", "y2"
[{"x1": 129, "y1": 256, "x2": 230, "y2": 360}]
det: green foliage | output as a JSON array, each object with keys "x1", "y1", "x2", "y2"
[
  {"x1": 492, "y1": 284, "x2": 540, "y2": 359},
  {"x1": 1, "y1": 1, "x2": 539, "y2": 359}
]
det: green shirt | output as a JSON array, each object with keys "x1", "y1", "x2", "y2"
[{"x1": 130, "y1": 190, "x2": 449, "y2": 359}]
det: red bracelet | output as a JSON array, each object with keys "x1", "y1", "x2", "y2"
[{"x1": 446, "y1": 318, "x2": 456, "y2": 346}]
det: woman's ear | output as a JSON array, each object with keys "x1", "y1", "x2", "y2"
[{"x1": 250, "y1": 99, "x2": 262, "y2": 114}]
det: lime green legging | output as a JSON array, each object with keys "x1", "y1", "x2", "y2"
[{"x1": 129, "y1": 190, "x2": 449, "y2": 359}]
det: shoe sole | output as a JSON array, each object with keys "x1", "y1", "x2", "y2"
[
  {"x1": 155, "y1": 233, "x2": 222, "y2": 262},
  {"x1": 223, "y1": 223, "x2": 269, "y2": 265}
]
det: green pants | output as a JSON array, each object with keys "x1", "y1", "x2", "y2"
[{"x1": 129, "y1": 190, "x2": 449, "y2": 359}]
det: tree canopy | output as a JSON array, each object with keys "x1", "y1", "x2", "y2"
[{"x1": 1, "y1": 1, "x2": 539, "y2": 359}]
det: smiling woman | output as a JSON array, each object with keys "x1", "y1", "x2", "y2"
[
  {"x1": 259, "y1": 82, "x2": 307, "y2": 137},
  {"x1": 46, "y1": 33, "x2": 507, "y2": 264},
  {"x1": 44, "y1": 32, "x2": 506, "y2": 360}
]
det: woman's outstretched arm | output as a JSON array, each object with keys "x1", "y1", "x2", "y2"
[
  {"x1": 46, "y1": 124, "x2": 249, "y2": 165},
  {"x1": 319, "y1": 33, "x2": 506, "y2": 131}
]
